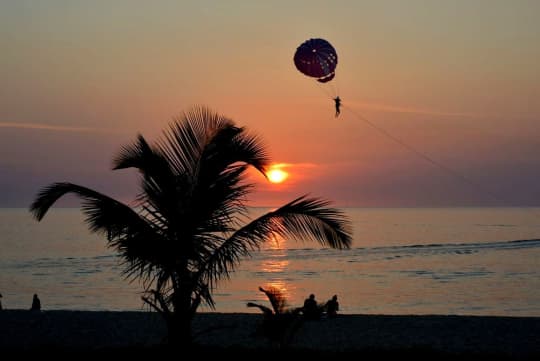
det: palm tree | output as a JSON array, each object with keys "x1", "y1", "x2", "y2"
[
  {"x1": 247, "y1": 286, "x2": 294, "y2": 316},
  {"x1": 247, "y1": 286, "x2": 303, "y2": 348},
  {"x1": 29, "y1": 106, "x2": 352, "y2": 347}
]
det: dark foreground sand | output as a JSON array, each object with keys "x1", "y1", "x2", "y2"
[{"x1": 1, "y1": 311, "x2": 538, "y2": 359}]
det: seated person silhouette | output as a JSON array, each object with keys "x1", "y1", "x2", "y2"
[
  {"x1": 325, "y1": 294, "x2": 339, "y2": 317},
  {"x1": 302, "y1": 294, "x2": 320, "y2": 320}
]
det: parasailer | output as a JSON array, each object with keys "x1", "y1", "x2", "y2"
[
  {"x1": 334, "y1": 96, "x2": 341, "y2": 117},
  {"x1": 294, "y1": 38, "x2": 341, "y2": 116}
]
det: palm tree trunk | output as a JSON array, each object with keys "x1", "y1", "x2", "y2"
[
  {"x1": 167, "y1": 287, "x2": 195, "y2": 348},
  {"x1": 166, "y1": 311, "x2": 193, "y2": 347}
]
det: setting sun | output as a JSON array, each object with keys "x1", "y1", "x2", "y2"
[{"x1": 267, "y1": 169, "x2": 289, "y2": 184}]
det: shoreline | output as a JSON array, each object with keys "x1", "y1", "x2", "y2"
[{"x1": 1, "y1": 311, "x2": 539, "y2": 358}]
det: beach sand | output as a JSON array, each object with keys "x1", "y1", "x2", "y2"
[{"x1": 0, "y1": 310, "x2": 538, "y2": 358}]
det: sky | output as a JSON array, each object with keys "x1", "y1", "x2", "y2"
[{"x1": 1, "y1": 0, "x2": 539, "y2": 207}]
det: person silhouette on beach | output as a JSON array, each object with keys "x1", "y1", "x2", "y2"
[
  {"x1": 302, "y1": 293, "x2": 320, "y2": 320},
  {"x1": 0, "y1": 293, "x2": 3, "y2": 311},
  {"x1": 325, "y1": 294, "x2": 339, "y2": 317},
  {"x1": 30, "y1": 294, "x2": 41, "y2": 311},
  {"x1": 334, "y1": 96, "x2": 341, "y2": 117}
]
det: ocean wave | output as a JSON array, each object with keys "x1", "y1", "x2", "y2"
[{"x1": 253, "y1": 238, "x2": 540, "y2": 262}]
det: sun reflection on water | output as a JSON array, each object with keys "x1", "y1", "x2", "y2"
[{"x1": 258, "y1": 233, "x2": 297, "y2": 305}]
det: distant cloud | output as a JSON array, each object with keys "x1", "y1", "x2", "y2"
[
  {"x1": 0, "y1": 121, "x2": 118, "y2": 133},
  {"x1": 351, "y1": 101, "x2": 537, "y2": 119},
  {"x1": 270, "y1": 162, "x2": 318, "y2": 169}
]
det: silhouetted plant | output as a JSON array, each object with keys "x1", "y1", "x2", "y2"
[
  {"x1": 29, "y1": 106, "x2": 352, "y2": 347},
  {"x1": 247, "y1": 286, "x2": 303, "y2": 348}
]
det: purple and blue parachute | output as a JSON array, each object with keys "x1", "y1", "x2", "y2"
[{"x1": 293, "y1": 38, "x2": 338, "y2": 83}]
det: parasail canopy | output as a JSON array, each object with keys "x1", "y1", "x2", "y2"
[{"x1": 294, "y1": 38, "x2": 338, "y2": 83}]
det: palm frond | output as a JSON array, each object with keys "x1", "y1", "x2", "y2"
[
  {"x1": 259, "y1": 286, "x2": 288, "y2": 314},
  {"x1": 267, "y1": 195, "x2": 353, "y2": 249},
  {"x1": 199, "y1": 125, "x2": 269, "y2": 179},
  {"x1": 29, "y1": 182, "x2": 167, "y2": 283},
  {"x1": 158, "y1": 106, "x2": 234, "y2": 177},
  {"x1": 247, "y1": 302, "x2": 273, "y2": 316},
  {"x1": 113, "y1": 134, "x2": 155, "y2": 171},
  {"x1": 196, "y1": 195, "x2": 351, "y2": 288},
  {"x1": 113, "y1": 134, "x2": 182, "y2": 226},
  {"x1": 229, "y1": 130, "x2": 269, "y2": 175},
  {"x1": 29, "y1": 182, "x2": 124, "y2": 223}
]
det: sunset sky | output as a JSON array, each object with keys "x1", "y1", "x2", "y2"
[{"x1": 1, "y1": 0, "x2": 539, "y2": 207}]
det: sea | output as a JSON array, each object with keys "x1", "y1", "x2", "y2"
[{"x1": 1, "y1": 207, "x2": 539, "y2": 316}]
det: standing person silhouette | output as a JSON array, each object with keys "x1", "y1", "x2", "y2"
[
  {"x1": 31, "y1": 294, "x2": 41, "y2": 311},
  {"x1": 0, "y1": 293, "x2": 3, "y2": 310},
  {"x1": 334, "y1": 96, "x2": 341, "y2": 117}
]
